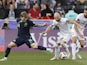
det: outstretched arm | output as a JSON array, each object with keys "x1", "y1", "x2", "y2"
[
  {"x1": 68, "y1": 20, "x2": 84, "y2": 29},
  {"x1": 34, "y1": 23, "x2": 47, "y2": 27},
  {"x1": 42, "y1": 24, "x2": 53, "y2": 35}
]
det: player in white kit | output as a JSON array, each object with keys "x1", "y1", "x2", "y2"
[
  {"x1": 71, "y1": 8, "x2": 87, "y2": 60},
  {"x1": 42, "y1": 12, "x2": 83, "y2": 60}
]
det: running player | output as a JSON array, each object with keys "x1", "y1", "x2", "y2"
[
  {"x1": 0, "y1": 11, "x2": 52, "y2": 61},
  {"x1": 71, "y1": 8, "x2": 87, "y2": 60},
  {"x1": 42, "y1": 12, "x2": 83, "y2": 60}
]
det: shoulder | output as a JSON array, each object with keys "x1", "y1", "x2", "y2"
[
  {"x1": 27, "y1": 20, "x2": 35, "y2": 25},
  {"x1": 27, "y1": 20, "x2": 33, "y2": 23},
  {"x1": 77, "y1": 13, "x2": 83, "y2": 17},
  {"x1": 61, "y1": 18, "x2": 68, "y2": 21},
  {"x1": 76, "y1": 13, "x2": 83, "y2": 20},
  {"x1": 78, "y1": 13, "x2": 83, "y2": 16}
]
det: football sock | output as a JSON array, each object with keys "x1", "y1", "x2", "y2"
[
  {"x1": 5, "y1": 47, "x2": 11, "y2": 57},
  {"x1": 38, "y1": 46, "x2": 46, "y2": 50},
  {"x1": 71, "y1": 43, "x2": 76, "y2": 58}
]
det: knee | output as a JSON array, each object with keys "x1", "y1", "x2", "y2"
[
  {"x1": 72, "y1": 38, "x2": 77, "y2": 43},
  {"x1": 8, "y1": 44, "x2": 12, "y2": 48},
  {"x1": 62, "y1": 41, "x2": 68, "y2": 47},
  {"x1": 31, "y1": 43, "x2": 38, "y2": 48},
  {"x1": 56, "y1": 41, "x2": 61, "y2": 46},
  {"x1": 81, "y1": 45, "x2": 84, "y2": 48},
  {"x1": 57, "y1": 43, "x2": 61, "y2": 46},
  {"x1": 56, "y1": 42, "x2": 62, "y2": 47},
  {"x1": 8, "y1": 42, "x2": 16, "y2": 48},
  {"x1": 80, "y1": 43, "x2": 84, "y2": 48},
  {"x1": 63, "y1": 41, "x2": 66, "y2": 44}
]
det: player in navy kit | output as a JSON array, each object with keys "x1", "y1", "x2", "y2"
[{"x1": 0, "y1": 11, "x2": 52, "y2": 61}]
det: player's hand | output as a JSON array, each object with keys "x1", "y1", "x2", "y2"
[
  {"x1": 80, "y1": 26, "x2": 84, "y2": 30},
  {"x1": 41, "y1": 31, "x2": 47, "y2": 36}
]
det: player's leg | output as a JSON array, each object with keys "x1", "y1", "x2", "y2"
[
  {"x1": 62, "y1": 41, "x2": 70, "y2": 59},
  {"x1": 26, "y1": 43, "x2": 53, "y2": 52},
  {"x1": 50, "y1": 42, "x2": 61, "y2": 60},
  {"x1": 71, "y1": 36, "x2": 77, "y2": 60},
  {"x1": 75, "y1": 32, "x2": 84, "y2": 59},
  {"x1": 0, "y1": 42, "x2": 17, "y2": 61},
  {"x1": 61, "y1": 34, "x2": 71, "y2": 59},
  {"x1": 79, "y1": 40, "x2": 85, "y2": 48},
  {"x1": 76, "y1": 40, "x2": 81, "y2": 53},
  {"x1": 0, "y1": 37, "x2": 25, "y2": 61},
  {"x1": 26, "y1": 37, "x2": 53, "y2": 52},
  {"x1": 50, "y1": 34, "x2": 63, "y2": 60},
  {"x1": 76, "y1": 40, "x2": 84, "y2": 59}
]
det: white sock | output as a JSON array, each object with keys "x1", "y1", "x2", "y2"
[
  {"x1": 76, "y1": 47, "x2": 80, "y2": 53},
  {"x1": 54, "y1": 46, "x2": 60, "y2": 58},
  {"x1": 54, "y1": 47, "x2": 58, "y2": 58},
  {"x1": 71, "y1": 43, "x2": 76, "y2": 58},
  {"x1": 57, "y1": 46, "x2": 61, "y2": 57}
]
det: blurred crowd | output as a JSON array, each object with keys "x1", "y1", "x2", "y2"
[{"x1": 0, "y1": 0, "x2": 87, "y2": 19}]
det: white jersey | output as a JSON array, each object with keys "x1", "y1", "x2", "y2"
[
  {"x1": 52, "y1": 18, "x2": 71, "y2": 35},
  {"x1": 72, "y1": 13, "x2": 87, "y2": 40},
  {"x1": 72, "y1": 13, "x2": 87, "y2": 34},
  {"x1": 76, "y1": 13, "x2": 87, "y2": 27}
]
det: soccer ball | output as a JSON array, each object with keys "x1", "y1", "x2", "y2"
[{"x1": 59, "y1": 51, "x2": 68, "y2": 60}]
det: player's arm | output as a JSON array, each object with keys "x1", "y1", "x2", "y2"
[
  {"x1": 29, "y1": 20, "x2": 47, "y2": 27},
  {"x1": 68, "y1": 20, "x2": 84, "y2": 38},
  {"x1": 68, "y1": 20, "x2": 84, "y2": 29},
  {"x1": 42, "y1": 24, "x2": 53, "y2": 35},
  {"x1": 34, "y1": 23, "x2": 47, "y2": 27},
  {"x1": 74, "y1": 21, "x2": 84, "y2": 38}
]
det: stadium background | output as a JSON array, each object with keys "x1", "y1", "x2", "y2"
[{"x1": 0, "y1": 0, "x2": 87, "y2": 65}]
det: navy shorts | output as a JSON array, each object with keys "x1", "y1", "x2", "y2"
[{"x1": 12, "y1": 36, "x2": 35, "y2": 48}]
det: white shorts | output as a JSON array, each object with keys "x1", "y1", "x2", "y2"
[
  {"x1": 71, "y1": 28, "x2": 84, "y2": 40},
  {"x1": 57, "y1": 32, "x2": 71, "y2": 43}
]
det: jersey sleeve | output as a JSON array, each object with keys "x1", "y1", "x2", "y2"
[
  {"x1": 52, "y1": 20, "x2": 58, "y2": 26},
  {"x1": 28, "y1": 20, "x2": 35, "y2": 26}
]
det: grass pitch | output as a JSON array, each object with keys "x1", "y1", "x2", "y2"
[{"x1": 0, "y1": 51, "x2": 87, "y2": 65}]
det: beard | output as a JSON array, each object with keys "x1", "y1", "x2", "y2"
[{"x1": 84, "y1": 15, "x2": 87, "y2": 18}]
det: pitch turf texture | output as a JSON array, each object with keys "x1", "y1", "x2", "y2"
[{"x1": 0, "y1": 51, "x2": 87, "y2": 65}]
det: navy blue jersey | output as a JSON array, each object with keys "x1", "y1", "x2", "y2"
[{"x1": 17, "y1": 19, "x2": 35, "y2": 37}]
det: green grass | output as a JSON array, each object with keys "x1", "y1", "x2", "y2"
[{"x1": 0, "y1": 51, "x2": 87, "y2": 65}]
